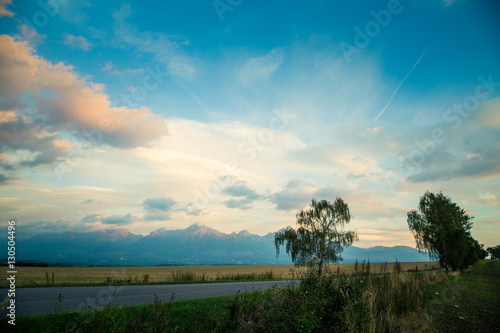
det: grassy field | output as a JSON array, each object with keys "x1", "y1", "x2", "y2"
[
  {"x1": 0, "y1": 261, "x2": 439, "y2": 288},
  {"x1": 424, "y1": 260, "x2": 500, "y2": 332},
  {"x1": 1, "y1": 261, "x2": 496, "y2": 332}
]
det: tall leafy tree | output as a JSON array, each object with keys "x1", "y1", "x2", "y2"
[
  {"x1": 477, "y1": 244, "x2": 488, "y2": 260},
  {"x1": 487, "y1": 245, "x2": 500, "y2": 260},
  {"x1": 407, "y1": 191, "x2": 476, "y2": 271},
  {"x1": 275, "y1": 198, "x2": 358, "y2": 277},
  {"x1": 463, "y1": 235, "x2": 482, "y2": 267}
]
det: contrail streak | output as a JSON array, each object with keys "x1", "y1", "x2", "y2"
[
  {"x1": 174, "y1": 78, "x2": 210, "y2": 114},
  {"x1": 374, "y1": 48, "x2": 428, "y2": 123}
]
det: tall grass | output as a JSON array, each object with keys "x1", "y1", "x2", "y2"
[
  {"x1": 102, "y1": 269, "x2": 280, "y2": 285},
  {"x1": 229, "y1": 263, "x2": 454, "y2": 332},
  {"x1": 215, "y1": 270, "x2": 277, "y2": 281},
  {"x1": 168, "y1": 269, "x2": 279, "y2": 282}
]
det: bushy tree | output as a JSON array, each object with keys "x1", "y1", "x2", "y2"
[
  {"x1": 407, "y1": 191, "x2": 478, "y2": 271},
  {"x1": 477, "y1": 243, "x2": 488, "y2": 260},
  {"x1": 275, "y1": 198, "x2": 358, "y2": 277},
  {"x1": 487, "y1": 245, "x2": 500, "y2": 260},
  {"x1": 463, "y1": 235, "x2": 482, "y2": 267}
]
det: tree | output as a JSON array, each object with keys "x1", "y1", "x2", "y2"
[
  {"x1": 407, "y1": 191, "x2": 477, "y2": 271},
  {"x1": 274, "y1": 198, "x2": 358, "y2": 277},
  {"x1": 477, "y1": 243, "x2": 488, "y2": 260},
  {"x1": 487, "y1": 245, "x2": 500, "y2": 260},
  {"x1": 463, "y1": 234, "x2": 482, "y2": 267}
]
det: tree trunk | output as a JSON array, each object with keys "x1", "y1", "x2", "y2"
[{"x1": 318, "y1": 259, "x2": 323, "y2": 278}]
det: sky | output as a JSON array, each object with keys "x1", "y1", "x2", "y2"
[{"x1": 0, "y1": 0, "x2": 499, "y2": 249}]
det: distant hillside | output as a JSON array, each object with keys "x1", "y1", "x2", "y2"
[{"x1": 1, "y1": 224, "x2": 432, "y2": 266}]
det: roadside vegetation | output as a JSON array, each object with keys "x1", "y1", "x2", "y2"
[
  {"x1": 487, "y1": 245, "x2": 500, "y2": 259},
  {"x1": 2, "y1": 260, "x2": 498, "y2": 332}
]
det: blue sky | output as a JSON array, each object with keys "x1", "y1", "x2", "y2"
[{"x1": 0, "y1": 0, "x2": 499, "y2": 248}]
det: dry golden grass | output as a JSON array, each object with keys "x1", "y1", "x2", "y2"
[
  {"x1": 328, "y1": 261, "x2": 439, "y2": 274},
  {"x1": 0, "y1": 261, "x2": 439, "y2": 288}
]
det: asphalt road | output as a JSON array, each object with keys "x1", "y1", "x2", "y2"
[{"x1": 1, "y1": 280, "x2": 291, "y2": 317}]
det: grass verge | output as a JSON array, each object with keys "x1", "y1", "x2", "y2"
[
  {"x1": 424, "y1": 260, "x2": 500, "y2": 333},
  {"x1": 0, "y1": 294, "x2": 237, "y2": 332}
]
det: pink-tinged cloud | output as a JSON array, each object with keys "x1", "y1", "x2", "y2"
[
  {"x1": 0, "y1": 35, "x2": 167, "y2": 149},
  {"x1": 0, "y1": 0, "x2": 13, "y2": 17}
]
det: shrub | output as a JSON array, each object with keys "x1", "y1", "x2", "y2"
[{"x1": 229, "y1": 261, "x2": 438, "y2": 332}]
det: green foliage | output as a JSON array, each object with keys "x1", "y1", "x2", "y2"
[
  {"x1": 407, "y1": 191, "x2": 479, "y2": 271},
  {"x1": 229, "y1": 262, "x2": 442, "y2": 332},
  {"x1": 275, "y1": 197, "x2": 358, "y2": 277},
  {"x1": 487, "y1": 245, "x2": 500, "y2": 259},
  {"x1": 477, "y1": 244, "x2": 488, "y2": 260},
  {"x1": 229, "y1": 273, "x2": 365, "y2": 332},
  {"x1": 463, "y1": 236, "x2": 485, "y2": 268}
]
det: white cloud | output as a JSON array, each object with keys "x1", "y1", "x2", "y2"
[
  {"x1": 238, "y1": 48, "x2": 285, "y2": 86},
  {"x1": 167, "y1": 56, "x2": 196, "y2": 80},
  {"x1": 58, "y1": 1, "x2": 91, "y2": 25},
  {"x1": 112, "y1": 4, "x2": 196, "y2": 81},
  {"x1": 102, "y1": 62, "x2": 145, "y2": 76},
  {"x1": 63, "y1": 33, "x2": 92, "y2": 51}
]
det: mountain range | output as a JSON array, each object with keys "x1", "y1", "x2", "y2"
[{"x1": 2, "y1": 224, "x2": 431, "y2": 266}]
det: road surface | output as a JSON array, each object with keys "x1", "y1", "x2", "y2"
[{"x1": 1, "y1": 280, "x2": 291, "y2": 317}]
